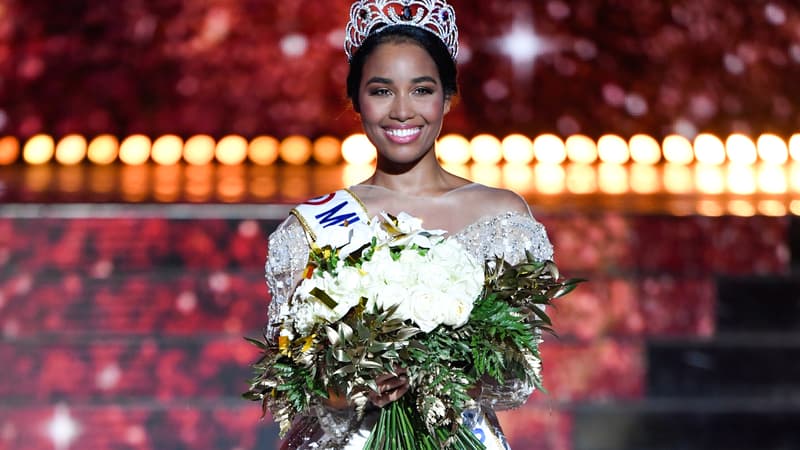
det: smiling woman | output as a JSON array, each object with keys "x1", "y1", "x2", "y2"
[{"x1": 251, "y1": 1, "x2": 557, "y2": 449}]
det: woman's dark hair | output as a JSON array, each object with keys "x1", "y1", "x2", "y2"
[{"x1": 346, "y1": 24, "x2": 458, "y2": 113}]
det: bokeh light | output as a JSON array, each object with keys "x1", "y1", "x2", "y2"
[
  {"x1": 23, "y1": 134, "x2": 55, "y2": 165},
  {"x1": 629, "y1": 134, "x2": 661, "y2": 165},
  {"x1": 662, "y1": 135, "x2": 694, "y2": 164},
  {"x1": 565, "y1": 163, "x2": 597, "y2": 194},
  {"x1": 471, "y1": 163, "x2": 502, "y2": 187},
  {"x1": 757, "y1": 133, "x2": 789, "y2": 164},
  {"x1": 663, "y1": 163, "x2": 693, "y2": 193},
  {"x1": 694, "y1": 133, "x2": 726, "y2": 165},
  {"x1": 598, "y1": 163, "x2": 628, "y2": 194},
  {"x1": 437, "y1": 134, "x2": 471, "y2": 165},
  {"x1": 470, "y1": 134, "x2": 503, "y2": 164},
  {"x1": 728, "y1": 200, "x2": 756, "y2": 217},
  {"x1": 502, "y1": 164, "x2": 534, "y2": 194},
  {"x1": 313, "y1": 136, "x2": 342, "y2": 165},
  {"x1": 151, "y1": 135, "x2": 184, "y2": 165},
  {"x1": 758, "y1": 200, "x2": 787, "y2": 217},
  {"x1": 630, "y1": 163, "x2": 660, "y2": 194},
  {"x1": 565, "y1": 135, "x2": 598, "y2": 164},
  {"x1": 119, "y1": 135, "x2": 152, "y2": 165},
  {"x1": 791, "y1": 162, "x2": 800, "y2": 193},
  {"x1": 54, "y1": 135, "x2": 88, "y2": 165},
  {"x1": 758, "y1": 164, "x2": 787, "y2": 194},
  {"x1": 0, "y1": 136, "x2": 20, "y2": 165},
  {"x1": 597, "y1": 134, "x2": 630, "y2": 164},
  {"x1": 695, "y1": 164, "x2": 725, "y2": 194},
  {"x1": 533, "y1": 134, "x2": 567, "y2": 164},
  {"x1": 280, "y1": 135, "x2": 313, "y2": 165},
  {"x1": 184, "y1": 135, "x2": 216, "y2": 165},
  {"x1": 790, "y1": 134, "x2": 800, "y2": 161},
  {"x1": 87, "y1": 135, "x2": 119, "y2": 165},
  {"x1": 216, "y1": 135, "x2": 248, "y2": 165},
  {"x1": 534, "y1": 163, "x2": 565, "y2": 194},
  {"x1": 342, "y1": 134, "x2": 377, "y2": 165},
  {"x1": 501, "y1": 134, "x2": 534, "y2": 164},
  {"x1": 726, "y1": 133, "x2": 757, "y2": 165},
  {"x1": 249, "y1": 136, "x2": 280, "y2": 166},
  {"x1": 726, "y1": 164, "x2": 757, "y2": 195}
]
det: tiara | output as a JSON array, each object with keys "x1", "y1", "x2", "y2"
[{"x1": 344, "y1": 0, "x2": 459, "y2": 61}]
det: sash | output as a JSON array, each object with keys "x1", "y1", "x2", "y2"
[{"x1": 291, "y1": 189, "x2": 370, "y2": 244}]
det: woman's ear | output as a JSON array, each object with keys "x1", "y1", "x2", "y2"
[{"x1": 443, "y1": 96, "x2": 452, "y2": 115}]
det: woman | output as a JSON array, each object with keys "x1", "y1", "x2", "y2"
[{"x1": 264, "y1": 1, "x2": 553, "y2": 448}]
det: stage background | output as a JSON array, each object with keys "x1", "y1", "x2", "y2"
[{"x1": 2, "y1": 1, "x2": 800, "y2": 449}]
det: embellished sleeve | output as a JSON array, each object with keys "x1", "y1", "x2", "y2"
[
  {"x1": 264, "y1": 216, "x2": 359, "y2": 445},
  {"x1": 264, "y1": 217, "x2": 309, "y2": 344},
  {"x1": 456, "y1": 211, "x2": 554, "y2": 411}
]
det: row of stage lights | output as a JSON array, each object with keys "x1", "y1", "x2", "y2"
[{"x1": 1, "y1": 132, "x2": 799, "y2": 167}]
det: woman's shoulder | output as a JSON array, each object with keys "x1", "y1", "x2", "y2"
[{"x1": 457, "y1": 183, "x2": 531, "y2": 217}]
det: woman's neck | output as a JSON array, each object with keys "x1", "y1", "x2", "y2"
[{"x1": 368, "y1": 152, "x2": 460, "y2": 196}]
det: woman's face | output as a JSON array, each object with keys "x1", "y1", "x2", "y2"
[{"x1": 357, "y1": 41, "x2": 451, "y2": 166}]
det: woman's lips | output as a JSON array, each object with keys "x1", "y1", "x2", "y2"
[{"x1": 384, "y1": 126, "x2": 422, "y2": 144}]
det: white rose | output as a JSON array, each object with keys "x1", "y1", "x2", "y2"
[
  {"x1": 440, "y1": 297, "x2": 473, "y2": 329},
  {"x1": 406, "y1": 286, "x2": 450, "y2": 333},
  {"x1": 394, "y1": 212, "x2": 424, "y2": 234}
]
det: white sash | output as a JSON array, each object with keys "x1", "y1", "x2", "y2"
[{"x1": 291, "y1": 189, "x2": 370, "y2": 244}]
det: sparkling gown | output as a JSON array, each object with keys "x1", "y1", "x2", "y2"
[{"x1": 264, "y1": 184, "x2": 554, "y2": 449}]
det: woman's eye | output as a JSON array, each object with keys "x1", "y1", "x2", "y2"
[
  {"x1": 370, "y1": 88, "x2": 391, "y2": 96},
  {"x1": 414, "y1": 87, "x2": 433, "y2": 95}
]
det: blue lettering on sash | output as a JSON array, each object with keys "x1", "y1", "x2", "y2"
[{"x1": 315, "y1": 201, "x2": 361, "y2": 228}]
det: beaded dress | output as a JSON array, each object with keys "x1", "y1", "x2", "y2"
[{"x1": 264, "y1": 184, "x2": 553, "y2": 449}]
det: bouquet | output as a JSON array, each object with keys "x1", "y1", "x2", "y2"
[{"x1": 244, "y1": 212, "x2": 581, "y2": 449}]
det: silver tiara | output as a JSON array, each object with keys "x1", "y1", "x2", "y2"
[{"x1": 344, "y1": 0, "x2": 459, "y2": 61}]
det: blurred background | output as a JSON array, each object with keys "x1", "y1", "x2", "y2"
[{"x1": 0, "y1": 0, "x2": 799, "y2": 449}]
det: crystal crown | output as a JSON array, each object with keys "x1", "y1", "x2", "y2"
[{"x1": 344, "y1": 0, "x2": 459, "y2": 61}]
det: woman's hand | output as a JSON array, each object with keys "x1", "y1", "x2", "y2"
[{"x1": 367, "y1": 368, "x2": 410, "y2": 408}]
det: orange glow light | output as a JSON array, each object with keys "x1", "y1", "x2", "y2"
[
  {"x1": 725, "y1": 133, "x2": 757, "y2": 165},
  {"x1": 23, "y1": 134, "x2": 55, "y2": 165},
  {"x1": 598, "y1": 163, "x2": 628, "y2": 194},
  {"x1": 501, "y1": 134, "x2": 534, "y2": 164},
  {"x1": 663, "y1": 163, "x2": 693, "y2": 193},
  {"x1": 630, "y1": 163, "x2": 660, "y2": 194},
  {"x1": 790, "y1": 134, "x2": 800, "y2": 162},
  {"x1": 184, "y1": 135, "x2": 216, "y2": 165},
  {"x1": 533, "y1": 134, "x2": 566, "y2": 164},
  {"x1": 119, "y1": 134, "x2": 152, "y2": 165},
  {"x1": 0, "y1": 136, "x2": 20, "y2": 165},
  {"x1": 597, "y1": 134, "x2": 630, "y2": 164},
  {"x1": 55, "y1": 134, "x2": 87, "y2": 165},
  {"x1": 565, "y1": 135, "x2": 598, "y2": 164},
  {"x1": 216, "y1": 135, "x2": 248, "y2": 165},
  {"x1": 470, "y1": 134, "x2": 503, "y2": 164},
  {"x1": 436, "y1": 134, "x2": 471, "y2": 165},
  {"x1": 313, "y1": 136, "x2": 342, "y2": 165},
  {"x1": 695, "y1": 164, "x2": 725, "y2": 194},
  {"x1": 662, "y1": 135, "x2": 694, "y2": 164},
  {"x1": 629, "y1": 134, "x2": 661, "y2": 165},
  {"x1": 151, "y1": 135, "x2": 184, "y2": 165},
  {"x1": 534, "y1": 163, "x2": 566, "y2": 194},
  {"x1": 280, "y1": 135, "x2": 313, "y2": 165},
  {"x1": 565, "y1": 163, "x2": 597, "y2": 194},
  {"x1": 726, "y1": 164, "x2": 756, "y2": 195},
  {"x1": 757, "y1": 133, "x2": 789, "y2": 164},
  {"x1": 249, "y1": 136, "x2": 280, "y2": 166},
  {"x1": 87, "y1": 135, "x2": 119, "y2": 165},
  {"x1": 342, "y1": 134, "x2": 376, "y2": 165},
  {"x1": 694, "y1": 133, "x2": 726, "y2": 165}
]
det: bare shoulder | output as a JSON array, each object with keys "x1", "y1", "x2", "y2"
[{"x1": 460, "y1": 183, "x2": 531, "y2": 216}]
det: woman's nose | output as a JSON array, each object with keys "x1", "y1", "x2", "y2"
[{"x1": 389, "y1": 95, "x2": 414, "y2": 121}]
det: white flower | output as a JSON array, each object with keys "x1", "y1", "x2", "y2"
[
  {"x1": 313, "y1": 221, "x2": 374, "y2": 259},
  {"x1": 394, "y1": 212, "x2": 424, "y2": 234},
  {"x1": 406, "y1": 286, "x2": 450, "y2": 333}
]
